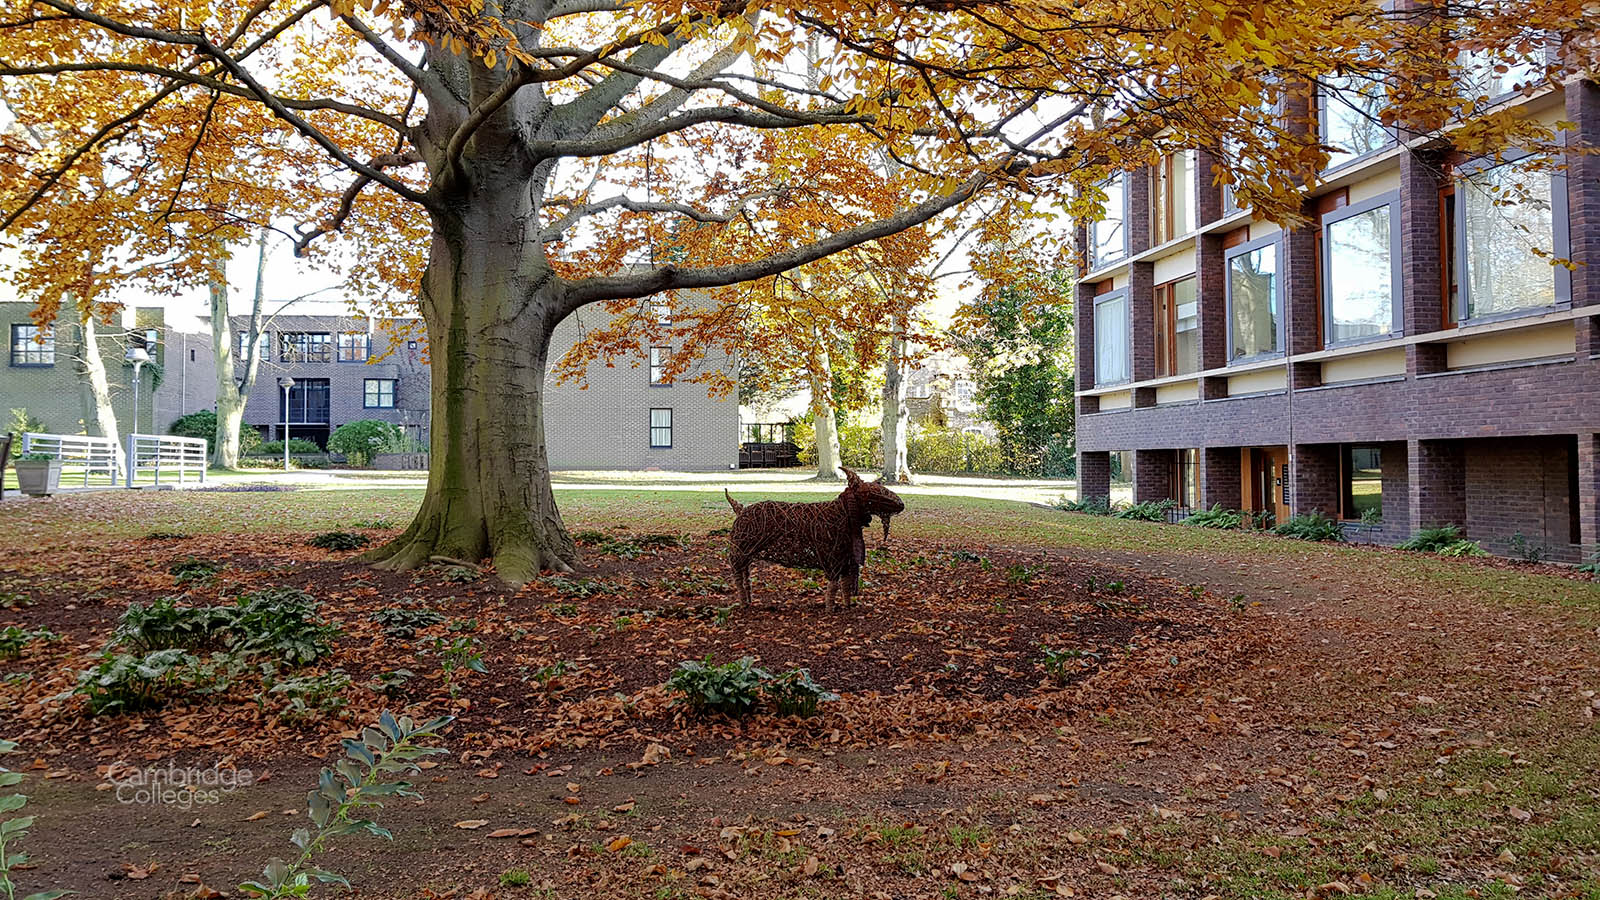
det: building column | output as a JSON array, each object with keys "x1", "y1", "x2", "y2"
[
  {"x1": 1400, "y1": 147, "x2": 1449, "y2": 375},
  {"x1": 1129, "y1": 260, "x2": 1157, "y2": 386},
  {"x1": 1133, "y1": 449, "x2": 1175, "y2": 504},
  {"x1": 1291, "y1": 443, "x2": 1341, "y2": 519},
  {"x1": 1201, "y1": 447, "x2": 1242, "y2": 510},
  {"x1": 1567, "y1": 80, "x2": 1600, "y2": 357},
  {"x1": 1077, "y1": 451, "x2": 1111, "y2": 503},
  {"x1": 1578, "y1": 433, "x2": 1600, "y2": 557},
  {"x1": 1407, "y1": 439, "x2": 1467, "y2": 534},
  {"x1": 1196, "y1": 233, "x2": 1229, "y2": 373},
  {"x1": 1074, "y1": 280, "x2": 1100, "y2": 416}
]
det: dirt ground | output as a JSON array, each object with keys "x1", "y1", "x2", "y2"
[{"x1": 2, "y1": 494, "x2": 1598, "y2": 900}]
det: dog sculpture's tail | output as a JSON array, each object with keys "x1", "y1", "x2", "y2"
[{"x1": 724, "y1": 488, "x2": 744, "y2": 514}]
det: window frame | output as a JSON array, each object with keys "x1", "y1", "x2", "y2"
[
  {"x1": 280, "y1": 378, "x2": 332, "y2": 425},
  {"x1": 237, "y1": 330, "x2": 270, "y2": 360},
  {"x1": 1153, "y1": 276, "x2": 1200, "y2": 377},
  {"x1": 280, "y1": 331, "x2": 333, "y2": 363},
  {"x1": 1340, "y1": 444, "x2": 1384, "y2": 522},
  {"x1": 1317, "y1": 73, "x2": 1394, "y2": 174},
  {"x1": 648, "y1": 408, "x2": 673, "y2": 449},
  {"x1": 1224, "y1": 233, "x2": 1286, "y2": 364},
  {"x1": 1150, "y1": 150, "x2": 1196, "y2": 246},
  {"x1": 648, "y1": 345, "x2": 671, "y2": 385},
  {"x1": 1451, "y1": 147, "x2": 1570, "y2": 326},
  {"x1": 1092, "y1": 287, "x2": 1132, "y2": 387},
  {"x1": 1456, "y1": 47, "x2": 1546, "y2": 105},
  {"x1": 1089, "y1": 172, "x2": 1130, "y2": 271},
  {"x1": 337, "y1": 331, "x2": 372, "y2": 363},
  {"x1": 363, "y1": 378, "x2": 396, "y2": 409},
  {"x1": 1320, "y1": 190, "x2": 1403, "y2": 349},
  {"x1": 9, "y1": 324, "x2": 55, "y2": 367},
  {"x1": 650, "y1": 298, "x2": 673, "y2": 327}
]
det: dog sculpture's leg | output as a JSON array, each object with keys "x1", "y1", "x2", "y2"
[{"x1": 729, "y1": 552, "x2": 752, "y2": 605}]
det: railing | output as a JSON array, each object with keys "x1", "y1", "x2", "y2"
[
  {"x1": 124, "y1": 433, "x2": 207, "y2": 487},
  {"x1": 20, "y1": 433, "x2": 124, "y2": 486}
]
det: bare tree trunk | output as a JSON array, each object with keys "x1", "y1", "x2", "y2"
[
  {"x1": 809, "y1": 331, "x2": 843, "y2": 480},
  {"x1": 73, "y1": 304, "x2": 119, "y2": 448},
  {"x1": 210, "y1": 233, "x2": 268, "y2": 468},
  {"x1": 881, "y1": 312, "x2": 911, "y2": 483},
  {"x1": 364, "y1": 180, "x2": 578, "y2": 585}
]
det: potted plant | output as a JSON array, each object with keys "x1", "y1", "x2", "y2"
[{"x1": 13, "y1": 452, "x2": 62, "y2": 496}]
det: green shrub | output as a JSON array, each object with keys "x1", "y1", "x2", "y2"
[
  {"x1": 667, "y1": 656, "x2": 769, "y2": 717},
  {"x1": 907, "y1": 427, "x2": 1006, "y2": 475},
  {"x1": 309, "y1": 531, "x2": 370, "y2": 551},
  {"x1": 1272, "y1": 510, "x2": 1346, "y2": 542},
  {"x1": 5, "y1": 408, "x2": 42, "y2": 440},
  {"x1": 230, "y1": 587, "x2": 340, "y2": 665},
  {"x1": 763, "y1": 668, "x2": 838, "y2": 718},
  {"x1": 267, "y1": 670, "x2": 351, "y2": 721},
  {"x1": 1183, "y1": 504, "x2": 1243, "y2": 529},
  {"x1": 168, "y1": 410, "x2": 217, "y2": 452},
  {"x1": 369, "y1": 607, "x2": 445, "y2": 639},
  {"x1": 254, "y1": 438, "x2": 322, "y2": 456},
  {"x1": 1508, "y1": 532, "x2": 1545, "y2": 563},
  {"x1": 1004, "y1": 563, "x2": 1044, "y2": 585},
  {"x1": 113, "y1": 596, "x2": 236, "y2": 652},
  {"x1": 1038, "y1": 645, "x2": 1101, "y2": 684},
  {"x1": 71, "y1": 649, "x2": 199, "y2": 714},
  {"x1": 432, "y1": 636, "x2": 487, "y2": 696},
  {"x1": 1579, "y1": 549, "x2": 1600, "y2": 575},
  {"x1": 540, "y1": 575, "x2": 619, "y2": 597},
  {"x1": 1057, "y1": 495, "x2": 1113, "y2": 515},
  {"x1": 169, "y1": 556, "x2": 223, "y2": 585},
  {"x1": 1437, "y1": 539, "x2": 1489, "y2": 558},
  {"x1": 1399, "y1": 524, "x2": 1467, "y2": 553},
  {"x1": 0, "y1": 625, "x2": 57, "y2": 659},
  {"x1": 327, "y1": 420, "x2": 404, "y2": 467},
  {"x1": 369, "y1": 668, "x2": 417, "y2": 700},
  {"x1": 1, "y1": 738, "x2": 72, "y2": 900},
  {"x1": 1115, "y1": 499, "x2": 1175, "y2": 521}
]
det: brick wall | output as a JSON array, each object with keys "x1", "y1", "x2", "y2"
[
  {"x1": 1077, "y1": 451, "x2": 1111, "y2": 501},
  {"x1": 1196, "y1": 233, "x2": 1229, "y2": 371},
  {"x1": 1130, "y1": 262, "x2": 1157, "y2": 383},
  {"x1": 1408, "y1": 438, "x2": 1466, "y2": 532},
  {"x1": 1133, "y1": 448, "x2": 1175, "y2": 503},
  {"x1": 151, "y1": 329, "x2": 219, "y2": 431},
  {"x1": 1376, "y1": 441, "x2": 1410, "y2": 543},
  {"x1": 1568, "y1": 80, "x2": 1599, "y2": 357},
  {"x1": 1463, "y1": 436, "x2": 1579, "y2": 561},
  {"x1": 1200, "y1": 446, "x2": 1242, "y2": 508},
  {"x1": 1291, "y1": 443, "x2": 1341, "y2": 517},
  {"x1": 0, "y1": 302, "x2": 162, "y2": 437},
  {"x1": 1577, "y1": 433, "x2": 1599, "y2": 554}
]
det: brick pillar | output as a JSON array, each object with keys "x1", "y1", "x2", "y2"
[
  {"x1": 1292, "y1": 443, "x2": 1341, "y2": 518},
  {"x1": 1195, "y1": 148, "x2": 1225, "y2": 228},
  {"x1": 1127, "y1": 165, "x2": 1152, "y2": 256},
  {"x1": 1567, "y1": 80, "x2": 1600, "y2": 357},
  {"x1": 1129, "y1": 261, "x2": 1157, "y2": 382},
  {"x1": 1078, "y1": 451, "x2": 1112, "y2": 503},
  {"x1": 1076, "y1": 281, "x2": 1099, "y2": 391},
  {"x1": 1196, "y1": 232, "x2": 1228, "y2": 371},
  {"x1": 1201, "y1": 447, "x2": 1242, "y2": 509},
  {"x1": 1578, "y1": 433, "x2": 1600, "y2": 557},
  {"x1": 1401, "y1": 147, "x2": 1449, "y2": 375},
  {"x1": 1133, "y1": 449, "x2": 1175, "y2": 503},
  {"x1": 1408, "y1": 439, "x2": 1467, "y2": 534},
  {"x1": 1284, "y1": 208, "x2": 1320, "y2": 357}
]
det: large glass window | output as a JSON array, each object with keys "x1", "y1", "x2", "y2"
[
  {"x1": 1155, "y1": 277, "x2": 1200, "y2": 376},
  {"x1": 1324, "y1": 197, "x2": 1398, "y2": 344},
  {"x1": 1458, "y1": 49, "x2": 1543, "y2": 101},
  {"x1": 1151, "y1": 151, "x2": 1196, "y2": 245},
  {"x1": 1342, "y1": 445, "x2": 1383, "y2": 522},
  {"x1": 1320, "y1": 74, "x2": 1389, "y2": 169},
  {"x1": 1456, "y1": 155, "x2": 1565, "y2": 320},
  {"x1": 364, "y1": 378, "x2": 395, "y2": 408},
  {"x1": 280, "y1": 332, "x2": 332, "y2": 363},
  {"x1": 649, "y1": 408, "x2": 673, "y2": 448},
  {"x1": 649, "y1": 346, "x2": 670, "y2": 385},
  {"x1": 9, "y1": 324, "x2": 54, "y2": 366},
  {"x1": 280, "y1": 379, "x2": 331, "y2": 424},
  {"x1": 1093, "y1": 290, "x2": 1130, "y2": 386},
  {"x1": 236, "y1": 330, "x2": 269, "y2": 359},
  {"x1": 1176, "y1": 448, "x2": 1200, "y2": 509},
  {"x1": 1227, "y1": 240, "x2": 1281, "y2": 360},
  {"x1": 337, "y1": 332, "x2": 371, "y2": 362},
  {"x1": 1091, "y1": 173, "x2": 1127, "y2": 269}
]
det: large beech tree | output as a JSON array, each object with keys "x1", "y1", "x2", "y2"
[{"x1": 1, "y1": 0, "x2": 1589, "y2": 582}]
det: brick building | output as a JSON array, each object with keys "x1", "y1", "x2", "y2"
[
  {"x1": 1074, "y1": 72, "x2": 1599, "y2": 562},
  {"x1": 232, "y1": 304, "x2": 738, "y2": 471},
  {"x1": 2, "y1": 301, "x2": 216, "y2": 437}
]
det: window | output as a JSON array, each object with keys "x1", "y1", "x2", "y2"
[
  {"x1": 649, "y1": 408, "x2": 673, "y2": 448},
  {"x1": 1319, "y1": 74, "x2": 1389, "y2": 169},
  {"x1": 651, "y1": 298, "x2": 673, "y2": 327},
  {"x1": 280, "y1": 379, "x2": 331, "y2": 424},
  {"x1": 649, "y1": 346, "x2": 670, "y2": 385},
  {"x1": 9, "y1": 324, "x2": 54, "y2": 366},
  {"x1": 406, "y1": 340, "x2": 418, "y2": 351},
  {"x1": 140, "y1": 328, "x2": 160, "y2": 354},
  {"x1": 1342, "y1": 445, "x2": 1383, "y2": 521},
  {"x1": 1090, "y1": 173, "x2": 1127, "y2": 269},
  {"x1": 1151, "y1": 150, "x2": 1196, "y2": 245},
  {"x1": 337, "y1": 332, "x2": 371, "y2": 362},
  {"x1": 1093, "y1": 289, "x2": 1130, "y2": 386},
  {"x1": 1458, "y1": 49, "x2": 1543, "y2": 101},
  {"x1": 280, "y1": 332, "x2": 332, "y2": 363},
  {"x1": 1175, "y1": 448, "x2": 1200, "y2": 509},
  {"x1": 364, "y1": 378, "x2": 396, "y2": 408},
  {"x1": 1453, "y1": 154, "x2": 1567, "y2": 321},
  {"x1": 1226, "y1": 237, "x2": 1282, "y2": 361},
  {"x1": 1154, "y1": 277, "x2": 1200, "y2": 376},
  {"x1": 1323, "y1": 194, "x2": 1400, "y2": 345},
  {"x1": 237, "y1": 330, "x2": 269, "y2": 359}
]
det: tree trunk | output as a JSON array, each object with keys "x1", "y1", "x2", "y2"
[
  {"x1": 74, "y1": 305, "x2": 119, "y2": 448},
  {"x1": 365, "y1": 182, "x2": 578, "y2": 585},
  {"x1": 880, "y1": 313, "x2": 911, "y2": 483},
  {"x1": 809, "y1": 337, "x2": 843, "y2": 480},
  {"x1": 210, "y1": 233, "x2": 268, "y2": 468}
]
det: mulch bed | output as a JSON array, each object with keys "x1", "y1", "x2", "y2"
[{"x1": 1, "y1": 527, "x2": 1277, "y2": 769}]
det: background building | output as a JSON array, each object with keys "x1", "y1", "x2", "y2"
[{"x1": 1074, "y1": 74, "x2": 1598, "y2": 561}]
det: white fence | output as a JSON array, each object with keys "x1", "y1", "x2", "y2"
[
  {"x1": 124, "y1": 433, "x2": 207, "y2": 487},
  {"x1": 18, "y1": 432, "x2": 207, "y2": 488},
  {"x1": 20, "y1": 433, "x2": 124, "y2": 486}
]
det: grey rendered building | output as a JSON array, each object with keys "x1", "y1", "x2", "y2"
[
  {"x1": 2, "y1": 301, "x2": 216, "y2": 437},
  {"x1": 232, "y1": 305, "x2": 738, "y2": 471}
]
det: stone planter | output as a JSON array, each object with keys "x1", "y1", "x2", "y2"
[{"x1": 14, "y1": 458, "x2": 63, "y2": 496}]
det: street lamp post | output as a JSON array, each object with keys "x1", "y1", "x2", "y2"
[
  {"x1": 124, "y1": 346, "x2": 150, "y2": 436},
  {"x1": 278, "y1": 376, "x2": 295, "y2": 472}
]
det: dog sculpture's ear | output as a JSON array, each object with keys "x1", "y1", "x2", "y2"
[{"x1": 842, "y1": 466, "x2": 862, "y2": 487}]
